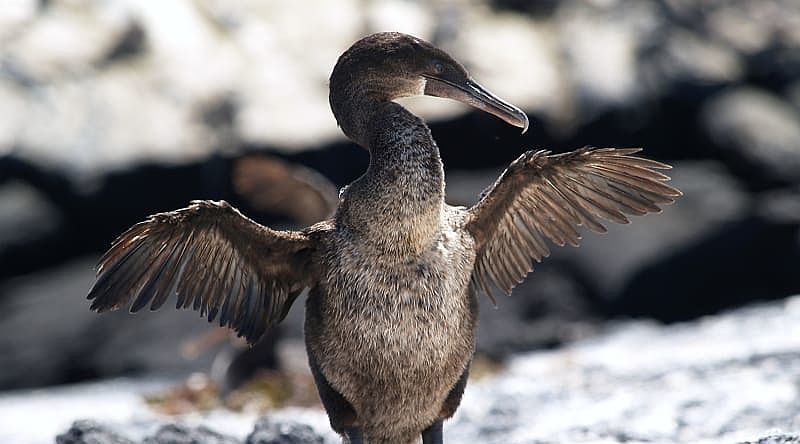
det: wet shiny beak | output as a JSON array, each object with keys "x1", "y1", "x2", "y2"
[{"x1": 424, "y1": 76, "x2": 529, "y2": 134}]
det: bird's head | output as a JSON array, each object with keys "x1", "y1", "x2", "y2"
[{"x1": 330, "y1": 32, "x2": 529, "y2": 139}]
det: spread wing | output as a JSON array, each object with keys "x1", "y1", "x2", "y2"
[
  {"x1": 87, "y1": 200, "x2": 318, "y2": 343},
  {"x1": 464, "y1": 147, "x2": 681, "y2": 303}
]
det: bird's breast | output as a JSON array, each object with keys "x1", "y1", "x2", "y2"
[{"x1": 314, "y1": 222, "x2": 476, "y2": 359}]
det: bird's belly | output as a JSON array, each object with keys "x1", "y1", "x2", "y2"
[
  {"x1": 312, "y1": 283, "x2": 475, "y2": 378},
  {"x1": 325, "y1": 288, "x2": 474, "y2": 378},
  {"x1": 305, "y1": 237, "x2": 477, "y2": 439},
  {"x1": 308, "y1": 284, "x2": 476, "y2": 438}
]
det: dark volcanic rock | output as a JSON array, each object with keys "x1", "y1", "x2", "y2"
[
  {"x1": 789, "y1": 82, "x2": 800, "y2": 112},
  {"x1": 741, "y1": 435, "x2": 800, "y2": 444},
  {"x1": 57, "y1": 420, "x2": 135, "y2": 444},
  {"x1": 618, "y1": 186, "x2": 800, "y2": 321},
  {"x1": 476, "y1": 265, "x2": 601, "y2": 357},
  {"x1": 143, "y1": 424, "x2": 240, "y2": 444},
  {"x1": 0, "y1": 257, "x2": 222, "y2": 389},
  {"x1": 246, "y1": 417, "x2": 324, "y2": 444},
  {"x1": 100, "y1": 21, "x2": 147, "y2": 65}
]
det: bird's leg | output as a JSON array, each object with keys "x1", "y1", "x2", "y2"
[
  {"x1": 345, "y1": 427, "x2": 363, "y2": 444},
  {"x1": 422, "y1": 419, "x2": 444, "y2": 444}
]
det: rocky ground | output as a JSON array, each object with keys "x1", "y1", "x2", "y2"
[
  {"x1": 2, "y1": 295, "x2": 799, "y2": 443},
  {"x1": 1, "y1": 0, "x2": 799, "y2": 440}
]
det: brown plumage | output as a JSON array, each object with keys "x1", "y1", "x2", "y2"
[
  {"x1": 466, "y1": 147, "x2": 680, "y2": 303},
  {"x1": 89, "y1": 200, "x2": 315, "y2": 341},
  {"x1": 87, "y1": 32, "x2": 681, "y2": 444}
]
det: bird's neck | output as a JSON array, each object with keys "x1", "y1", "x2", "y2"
[{"x1": 336, "y1": 99, "x2": 446, "y2": 258}]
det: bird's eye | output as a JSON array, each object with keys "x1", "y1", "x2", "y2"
[{"x1": 433, "y1": 61, "x2": 445, "y2": 75}]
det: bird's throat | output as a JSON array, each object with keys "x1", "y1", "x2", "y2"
[{"x1": 337, "y1": 102, "x2": 445, "y2": 258}]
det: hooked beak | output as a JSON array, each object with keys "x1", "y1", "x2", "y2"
[{"x1": 424, "y1": 76, "x2": 529, "y2": 134}]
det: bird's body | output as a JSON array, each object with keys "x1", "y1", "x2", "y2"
[
  {"x1": 306, "y1": 209, "x2": 476, "y2": 443},
  {"x1": 87, "y1": 33, "x2": 681, "y2": 444},
  {"x1": 304, "y1": 101, "x2": 477, "y2": 443}
]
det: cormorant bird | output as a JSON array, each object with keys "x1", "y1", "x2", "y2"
[{"x1": 88, "y1": 32, "x2": 681, "y2": 444}]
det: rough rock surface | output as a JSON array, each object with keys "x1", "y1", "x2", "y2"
[
  {"x1": 448, "y1": 296, "x2": 800, "y2": 443},
  {"x1": 142, "y1": 424, "x2": 240, "y2": 444},
  {"x1": 52, "y1": 419, "x2": 328, "y2": 444},
  {"x1": 246, "y1": 417, "x2": 324, "y2": 444},
  {"x1": 57, "y1": 420, "x2": 135, "y2": 444},
  {"x1": 742, "y1": 435, "x2": 800, "y2": 444},
  {"x1": 3, "y1": 295, "x2": 797, "y2": 444}
]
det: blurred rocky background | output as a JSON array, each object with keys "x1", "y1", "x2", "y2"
[{"x1": 0, "y1": 0, "x2": 799, "y2": 442}]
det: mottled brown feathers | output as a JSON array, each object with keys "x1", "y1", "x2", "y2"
[
  {"x1": 465, "y1": 147, "x2": 682, "y2": 303},
  {"x1": 87, "y1": 200, "x2": 316, "y2": 343}
]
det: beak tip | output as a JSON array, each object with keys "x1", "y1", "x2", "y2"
[
  {"x1": 429, "y1": 76, "x2": 531, "y2": 135},
  {"x1": 515, "y1": 110, "x2": 529, "y2": 135}
]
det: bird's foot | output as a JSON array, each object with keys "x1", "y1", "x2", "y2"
[
  {"x1": 422, "y1": 419, "x2": 443, "y2": 444},
  {"x1": 345, "y1": 427, "x2": 363, "y2": 444}
]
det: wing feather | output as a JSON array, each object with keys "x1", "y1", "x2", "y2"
[
  {"x1": 465, "y1": 147, "x2": 681, "y2": 302},
  {"x1": 87, "y1": 200, "x2": 320, "y2": 343}
]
